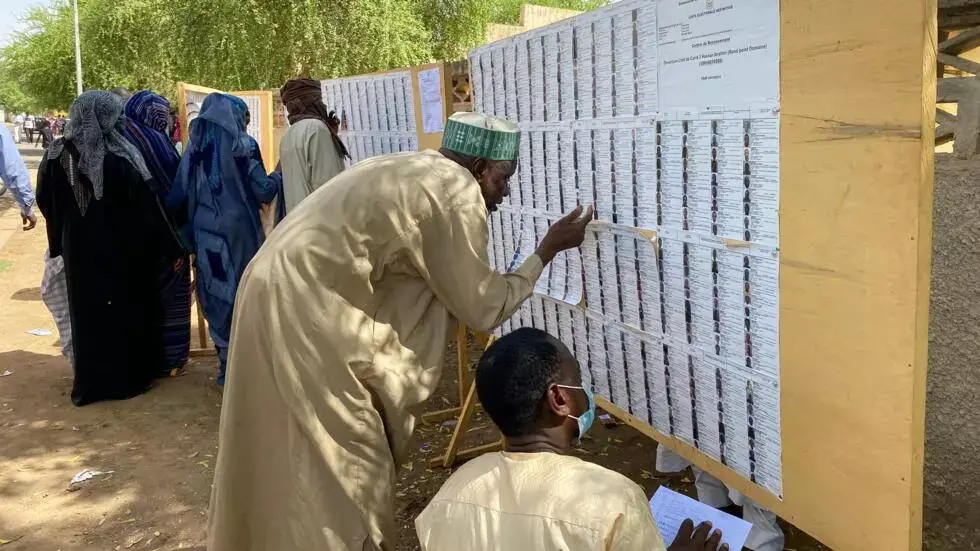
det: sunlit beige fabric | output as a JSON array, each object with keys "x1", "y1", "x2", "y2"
[
  {"x1": 207, "y1": 150, "x2": 543, "y2": 551},
  {"x1": 279, "y1": 118, "x2": 345, "y2": 214},
  {"x1": 416, "y1": 451, "x2": 667, "y2": 551}
]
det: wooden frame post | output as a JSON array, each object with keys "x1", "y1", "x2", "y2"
[{"x1": 428, "y1": 328, "x2": 503, "y2": 468}]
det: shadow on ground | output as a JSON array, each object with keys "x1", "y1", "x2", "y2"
[
  {"x1": 0, "y1": 189, "x2": 16, "y2": 219},
  {"x1": 0, "y1": 348, "x2": 221, "y2": 550}
]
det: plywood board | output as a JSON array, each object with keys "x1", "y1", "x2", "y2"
[
  {"x1": 229, "y1": 90, "x2": 276, "y2": 171},
  {"x1": 478, "y1": 0, "x2": 785, "y2": 503},
  {"x1": 473, "y1": 0, "x2": 937, "y2": 549},
  {"x1": 176, "y1": 82, "x2": 220, "y2": 149},
  {"x1": 175, "y1": 83, "x2": 276, "y2": 170},
  {"x1": 410, "y1": 62, "x2": 452, "y2": 151},
  {"x1": 320, "y1": 70, "x2": 418, "y2": 166},
  {"x1": 773, "y1": 0, "x2": 935, "y2": 548},
  {"x1": 320, "y1": 62, "x2": 454, "y2": 164}
]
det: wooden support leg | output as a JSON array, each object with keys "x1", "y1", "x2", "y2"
[
  {"x1": 474, "y1": 331, "x2": 490, "y2": 349},
  {"x1": 191, "y1": 262, "x2": 209, "y2": 350},
  {"x1": 441, "y1": 379, "x2": 480, "y2": 468},
  {"x1": 421, "y1": 404, "x2": 485, "y2": 424},
  {"x1": 196, "y1": 308, "x2": 208, "y2": 349},
  {"x1": 429, "y1": 331, "x2": 501, "y2": 468},
  {"x1": 429, "y1": 439, "x2": 503, "y2": 467},
  {"x1": 422, "y1": 328, "x2": 489, "y2": 425},
  {"x1": 186, "y1": 260, "x2": 214, "y2": 357}
]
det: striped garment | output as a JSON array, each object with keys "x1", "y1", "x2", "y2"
[
  {"x1": 40, "y1": 250, "x2": 73, "y2": 363},
  {"x1": 123, "y1": 91, "x2": 192, "y2": 374},
  {"x1": 159, "y1": 260, "x2": 191, "y2": 373}
]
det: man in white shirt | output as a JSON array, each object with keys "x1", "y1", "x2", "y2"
[
  {"x1": 416, "y1": 327, "x2": 728, "y2": 551},
  {"x1": 23, "y1": 115, "x2": 35, "y2": 143},
  {"x1": 13, "y1": 113, "x2": 25, "y2": 144}
]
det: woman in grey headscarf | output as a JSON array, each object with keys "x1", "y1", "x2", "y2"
[{"x1": 36, "y1": 90, "x2": 185, "y2": 406}]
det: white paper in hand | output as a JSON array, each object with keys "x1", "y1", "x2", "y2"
[{"x1": 649, "y1": 486, "x2": 753, "y2": 550}]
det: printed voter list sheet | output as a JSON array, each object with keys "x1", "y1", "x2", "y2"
[
  {"x1": 417, "y1": 67, "x2": 445, "y2": 134},
  {"x1": 657, "y1": 0, "x2": 779, "y2": 112},
  {"x1": 649, "y1": 486, "x2": 752, "y2": 550}
]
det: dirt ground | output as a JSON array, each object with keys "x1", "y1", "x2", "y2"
[
  {"x1": 0, "y1": 141, "x2": 826, "y2": 550},
  {"x1": 923, "y1": 154, "x2": 980, "y2": 551}
]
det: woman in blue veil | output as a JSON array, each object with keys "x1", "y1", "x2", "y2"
[{"x1": 170, "y1": 93, "x2": 281, "y2": 384}]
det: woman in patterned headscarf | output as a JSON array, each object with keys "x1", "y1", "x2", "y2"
[
  {"x1": 36, "y1": 90, "x2": 185, "y2": 406},
  {"x1": 169, "y1": 93, "x2": 280, "y2": 385},
  {"x1": 122, "y1": 90, "x2": 191, "y2": 377}
]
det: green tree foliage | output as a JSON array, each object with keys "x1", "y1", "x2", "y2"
[
  {"x1": 0, "y1": 77, "x2": 38, "y2": 114},
  {"x1": 0, "y1": 0, "x2": 605, "y2": 111},
  {"x1": 0, "y1": 4, "x2": 79, "y2": 112},
  {"x1": 420, "y1": 0, "x2": 607, "y2": 61}
]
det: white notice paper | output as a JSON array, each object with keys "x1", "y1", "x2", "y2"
[
  {"x1": 418, "y1": 67, "x2": 444, "y2": 133},
  {"x1": 468, "y1": 0, "x2": 784, "y2": 499},
  {"x1": 649, "y1": 486, "x2": 753, "y2": 551},
  {"x1": 657, "y1": 0, "x2": 779, "y2": 112}
]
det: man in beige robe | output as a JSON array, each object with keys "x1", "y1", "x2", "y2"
[{"x1": 207, "y1": 112, "x2": 593, "y2": 551}]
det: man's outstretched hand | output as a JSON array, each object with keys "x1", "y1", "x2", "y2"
[
  {"x1": 535, "y1": 205, "x2": 594, "y2": 264},
  {"x1": 667, "y1": 519, "x2": 728, "y2": 551}
]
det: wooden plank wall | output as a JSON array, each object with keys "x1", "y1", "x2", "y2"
[
  {"x1": 175, "y1": 82, "x2": 276, "y2": 169},
  {"x1": 567, "y1": 2, "x2": 937, "y2": 549},
  {"x1": 410, "y1": 62, "x2": 453, "y2": 151},
  {"x1": 775, "y1": 0, "x2": 935, "y2": 548}
]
